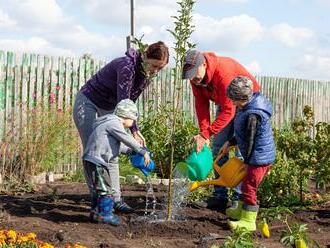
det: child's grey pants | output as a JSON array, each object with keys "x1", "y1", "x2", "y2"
[
  {"x1": 84, "y1": 161, "x2": 122, "y2": 202},
  {"x1": 73, "y1": 91, "x2": 113, "y2": 195}
]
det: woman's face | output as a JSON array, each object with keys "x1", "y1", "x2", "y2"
[{"x1": 143, "y1": 58, "x2": 167, "y2": 77}]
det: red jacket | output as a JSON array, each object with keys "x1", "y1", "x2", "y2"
[{"x1": 191, "y1": 52, "x2": 261, "y2": 139}]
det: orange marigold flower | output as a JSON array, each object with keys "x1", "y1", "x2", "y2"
[
  {"x1": 40, "y1": 242, "x2": 55, "y2": 248},
  {"x1": 0, "y1": 238, "x2": 5, "y2": 245}
]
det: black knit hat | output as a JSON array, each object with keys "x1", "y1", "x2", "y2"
[{"x1": 227, "y1": 76, "x2": 253, "y2": 101}]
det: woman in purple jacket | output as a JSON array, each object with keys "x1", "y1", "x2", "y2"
[{"x1": 73, "y1": 41, "x2": 169, "y2": 213}]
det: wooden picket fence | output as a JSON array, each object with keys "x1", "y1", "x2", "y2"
[
  {"x1": 0, "y1": 50, "x2": 329, "y2": 174},
  {"x1": 137, "y1": 71, "x2": 330, "y2": 127}
]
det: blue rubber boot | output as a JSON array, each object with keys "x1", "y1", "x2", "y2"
[{"x1": 94, "y1": 195, "x2": 120, "y2": 226}]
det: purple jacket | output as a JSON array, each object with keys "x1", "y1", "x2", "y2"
[{"x1": 81, "y1": 48, "x2": 150, "y2": 132}]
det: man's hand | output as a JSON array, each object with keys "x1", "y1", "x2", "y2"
[
  {"x1": 144, "y1": 152, "x2": 151, "y2": 167},
  {"x1": 193, "y1": 134, "x2": 209, "y2": 153},
  {"x1": 133, "y1": 131, "x2": 146, "y2": 146}
]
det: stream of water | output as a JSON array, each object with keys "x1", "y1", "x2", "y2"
[
  {"x1": 144, "y1": 176, "x2": 157, "y2": 220},
  {"x1": 141, "y1": 167, "x2": 190, "y2": 222},
  {"x1": 166, "y1": 167, "x2": 190, "y2": 220}
]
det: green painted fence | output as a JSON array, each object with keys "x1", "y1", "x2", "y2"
[{"x1": 0, "y1": 51, "x2": 329, "y2": 174}]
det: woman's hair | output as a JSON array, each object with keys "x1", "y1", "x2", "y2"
[{"x1": 145, "y1": 41, "x2": 169, "y2": 63}]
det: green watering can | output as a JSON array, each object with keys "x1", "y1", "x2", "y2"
[{"x1": 176, "y1": 145, "x2": 213, "y2": 181}]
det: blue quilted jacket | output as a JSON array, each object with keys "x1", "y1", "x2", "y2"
[{"x1": 234, "y1": 92, "x2": 275, "y2": 165}]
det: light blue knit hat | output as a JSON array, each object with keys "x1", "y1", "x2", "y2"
[{"x1": 114, "y1": 99, "x2": 138, "y2": 121}]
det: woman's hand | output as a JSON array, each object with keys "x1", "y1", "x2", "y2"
[
  {"x1": 193, "y1": 134, "x2": 209, "y2": 153},
  {"x1": 133, "y1": 131, "x2": 146, "y2": 146}
]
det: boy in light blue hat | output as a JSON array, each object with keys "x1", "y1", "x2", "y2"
[{"x1": 83, "y1": 99, "x2": 150, "y2": 226}]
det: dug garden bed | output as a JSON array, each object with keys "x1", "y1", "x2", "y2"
[{"x1": 0, "y1": 182, "x2": 329, "y2": 248}]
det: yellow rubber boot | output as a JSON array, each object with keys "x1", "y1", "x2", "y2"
[
  {"x1": 226, "y1": 201, "x2": 243, "y2": 220},
  {"x1": 228, "y1": 209, "x2": 257, "y2": 231}
]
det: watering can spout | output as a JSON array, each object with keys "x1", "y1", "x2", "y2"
[
  {"x1": 189, "y1": 155, "x2": 247, "y2": 192},
  {"x1": 189, "y1": 178, "x2": 228, "y2": 192}
]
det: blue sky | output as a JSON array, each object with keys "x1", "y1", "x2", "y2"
[{"x1": 0, "y1": 0, "x2": 329, "y2": 80}]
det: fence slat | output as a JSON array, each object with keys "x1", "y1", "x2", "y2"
[
  {"x1": 36, "y1": 55, "x2": 43, "y2": 107},
  {"x1": 13, "y1": 64, "x2": 21, "y2": 141},
  {"x1": 5, "y1": 52, "x2": 15, "y2": 136},
  {"x1": 0, "y1": 51, "x2": 6, "y2": 139},
  {"x1": 28, "y1": 54, "x2": 36, "y2": 111},
  {"x1": 43, "y1": 56, "x2": 51, "y2": 110}
]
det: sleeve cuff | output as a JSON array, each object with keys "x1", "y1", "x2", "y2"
[
  {"x1": 137, "y1": 147, "x2": 147, "y2": 156},
  {"x1": 200, "y1": 129, "x2": 212, "y2": 140}
]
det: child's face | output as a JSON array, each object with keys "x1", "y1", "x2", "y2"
[
  {"x1": 122, "y1": 118, "x2": 134, "y2": 128},
  {"x1": 232, "y1": 100, "x2": 248, "y2": 109}
]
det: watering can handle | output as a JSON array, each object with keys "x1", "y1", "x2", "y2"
[
  {"x1": 213, "y1": 149, "x2": 227, "y2": 166},
  {"x1": 213, "y1": 147, "x2": 232, "y2": 175}
]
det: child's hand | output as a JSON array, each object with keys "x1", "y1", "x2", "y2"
[
  {"x1": 220, "y1": 141, "x2": 230, "y2": 155},
  {"x1": 144, "y1": 152, "x2": 151, "y2": 167}
]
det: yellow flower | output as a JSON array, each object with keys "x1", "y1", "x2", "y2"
[
  {"x1": 0, "y1": 234, "x2": 6, "y2": 240},
  {"x1": 26, "y1": 232, "x2": 37, "y2": 240},
  {"x1": 17, "y1": 235, "x2": 30, "y2": 243},
  {"x1": 6, "y1": 229, "x2": 17, "y2": 240}
]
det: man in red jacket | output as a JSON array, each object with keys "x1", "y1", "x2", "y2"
[{"x1": 182, "y1": 50, "x2": 261, "y2": 212}]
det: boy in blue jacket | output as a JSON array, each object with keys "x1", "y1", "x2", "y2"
[{"x1": 221, "y1": 76, "x2": 275, "y2": 231}]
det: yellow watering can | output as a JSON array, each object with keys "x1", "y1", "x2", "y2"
[{"x1": 189, "y1": 149, "x2": 247, "y2": 192}]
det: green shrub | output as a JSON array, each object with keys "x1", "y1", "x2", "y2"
[
  {"x1": 313, "y1": 122, "x2": 330, "y2": 189},
  {"x1": 63, "y1": 168, "x2": 85, "y2": 183},
  {"x1": 259, "y1": 106, "x2": 330, "y2": 207}
]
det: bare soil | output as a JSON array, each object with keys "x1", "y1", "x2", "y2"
[{"x1": 0, "y1": 182, "x2": 329, "y2": 248}]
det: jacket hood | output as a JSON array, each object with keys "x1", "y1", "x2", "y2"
[
  {"x1": 125, "y1": 48, "x2": 140, "y2": 65},
  {"x1": 244, "y1": 92, "x2": 273, "y2": 117},
  {"x1": 203, "y1": 52, "x2": 218, "y2": 84}
]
